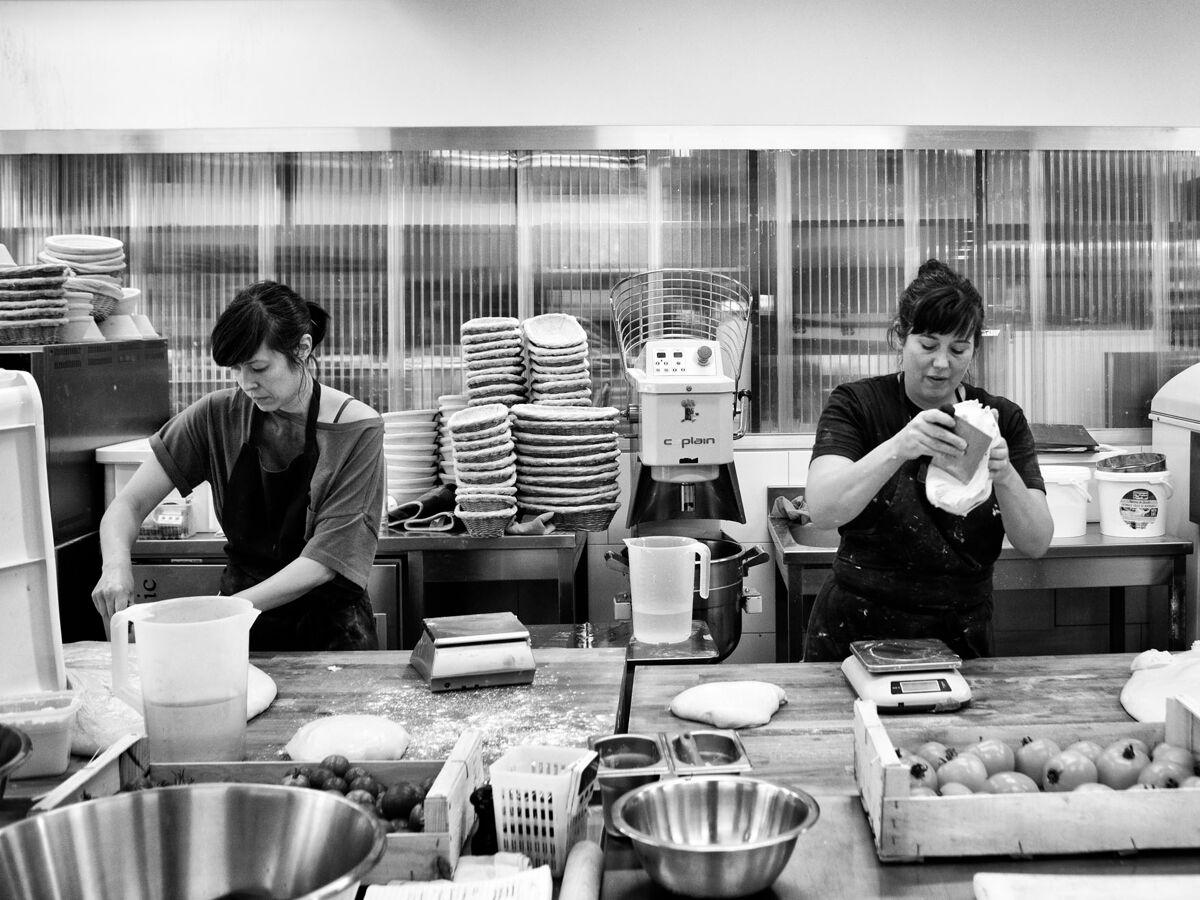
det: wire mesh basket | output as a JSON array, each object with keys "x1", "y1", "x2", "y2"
[{"x1": 609, "y1": 268, "x2": 754, "y2": 390}]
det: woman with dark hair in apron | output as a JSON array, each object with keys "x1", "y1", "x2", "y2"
[
  {"x1": 802, "y1": 260, "x2": 1054, "y2": 663},
  {"x1": 93, "y1": 281, "x2": 384, "y2": 651}
]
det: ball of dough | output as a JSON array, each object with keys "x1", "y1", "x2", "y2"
[{"x1": 669, "y1": 680, "x2": 787, "y2": 729}]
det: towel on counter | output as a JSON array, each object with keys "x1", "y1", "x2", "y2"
[
  {"x1": 770, "y1": 494, "x2": 811, "y2": 524},
  {"x1": 505, "y1": 511, "x2": 556, "y2": 536},
  {"x1": 389, "y1": 484, "x2": 458, "y2": 530}
]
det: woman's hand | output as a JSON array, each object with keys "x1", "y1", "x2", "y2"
[
  {"x1": 92, "y1": 563, "x2": 135, "y2": 623},
  {"x1": 893, "y1": 407, "x2": 963, "y2": 462}
]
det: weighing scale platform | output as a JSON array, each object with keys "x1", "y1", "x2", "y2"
[{"x1": 841, "y1": 639, "x2": 972, "y2": 713}]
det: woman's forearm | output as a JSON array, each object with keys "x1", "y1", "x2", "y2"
[
  {"x1": 233, "y1": 556, "x2": 337, "y2": 612},
  {"x1": 805, "y1": 438, "x2": 906, "y2": 529},
  {"x1": 993, "y1": 466, "x2": 1054, "y2": 558}
]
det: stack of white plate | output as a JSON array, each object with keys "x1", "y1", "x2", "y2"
[
  {"x1": 522, "y1": 313, "x2": 592, "y2": 406},
  {"x1": 447, "y1": 403, "x2": 518, "y2": 536},
  {"x1": 436, "y1": 393, "x2": 467, "y2": 483},
  {"x1": 461, "y1": 316, "x2": 528, "y2": 408},
  {"x1": 511, "y1": 404, "x2": 622, "y2": 532},
  {"x1": 40, "y1": 234, "x2": 126, "y2": 281},
  {"x1": 381, "y1": 409, "x2": 440, "y2": 503}
]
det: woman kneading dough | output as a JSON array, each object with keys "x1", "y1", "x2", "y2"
[
  {"x1": 92, "y1": 281, "x2": 385, "y2": 650},
  {"x1": 802, "y1": 260, "x2": 1054, "y2": 663}
]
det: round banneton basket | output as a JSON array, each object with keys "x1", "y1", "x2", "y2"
[
  {"x1": 511, "y1": 404, "x2": 618, "y2": 423},
  {"x1": 0, "y1": 320, "x2": 64, "y2": 345},
  {"x1": 448, "y1": 403, "x2": 512, "y2": 435},
  {"x1": 519, "y1": 502, "x2": 620, "y2": 532},
  {"x1": 522, "y1": 313, "x2": 588, "y2": 349},
  {"x1": 461, "y1": 315, "x2": 520, "y2": 336},
  {"x1": 454, "y1": 441, "x2": 516, "y2": 463},
  {"x1": 458, "y1": 493, "x2": 518, "y2": 514},
  {"x1": 457, "y1": 506, "x2": 516, "y2": 537}
]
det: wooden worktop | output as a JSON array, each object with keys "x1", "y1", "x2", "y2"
[{"x1": 605, "y1": 654, "x2": 1200, "y2": 899}]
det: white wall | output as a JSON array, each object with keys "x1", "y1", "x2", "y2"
[{"x1": 2, "y1": 0, "x2": 1198, "y2": 131}]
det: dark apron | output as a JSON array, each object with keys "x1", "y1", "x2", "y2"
[
  {"x1": 219, "y1": 379, "x2": 378, "y2": 651},
  {"x1": 803, "y1": 455, "x2": 1000, "y2": 663}
]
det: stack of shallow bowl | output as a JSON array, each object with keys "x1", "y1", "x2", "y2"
[
  {"x1": 522, "y1": 313, "x2": 592, "y2": 407},
  {"x1": 41, "y1": 234, "x2": 128, "y2": 325},
  {"x1": 436, "y1": 393, "x2": 467, "y2": 484},
  {"x1": 0, "y1": 263, "x2": 70, "y2": 345},
  {"x1": 511, "y1": 404, "x2": 621, "y2": 531},
  {"x1": 447, "y1": 403, "x2": 517, "y2": 537},
  {"x1": 461, "y1": 316, "x2": 528, "y2": 408},
  {"x1": 381, "y1": 409, "x2": 440, "y2": 504}
]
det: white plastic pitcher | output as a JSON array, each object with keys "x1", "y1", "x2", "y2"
[
  {"x1": 111, "y1": 596, "x2": 260, "y2": 762},
  {"x1": 623, "y1": 537, "x2": 710, "y2": 644}
]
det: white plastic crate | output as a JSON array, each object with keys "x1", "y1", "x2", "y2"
[{"x1": 489, "y1": 745, "x2": 598, "y2": 876}]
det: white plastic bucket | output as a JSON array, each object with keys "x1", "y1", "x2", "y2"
[
  {"x1": 1094, "y1": 469, "x2": 1172, "y2": 538},
  {"x1": 1041, "y1": 466, "x2": 1092, "y2": 538}
]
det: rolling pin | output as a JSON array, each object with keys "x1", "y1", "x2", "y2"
[{"x1": 559, "y1": 840, "x2": 604, "y2": 900}]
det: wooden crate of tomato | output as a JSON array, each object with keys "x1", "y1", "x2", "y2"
[
  {"x1": 853, "y1": 696, "x2": 1200, "y2": 862},
  {"x1": 34, "y1": 728, "x2": 486, "y2": 883}
]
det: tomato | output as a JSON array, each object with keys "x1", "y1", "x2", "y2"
[
  {"x1": 379, "y1": 781, "x2": 424, "y2": 820},
  {"x1": 1096, "y1": 742, "x2": 1150, "y2": 789},
  {"x1": 320, "y1": 754, "x2": 352, "y2": 779},
  {"x1": 937, "y1": 752, "x2": 990, "y2": 792},
  {"x1": 909, "y1": 786, "x2": 938, "y2": 797},
  {"x1": 1042, "y1": 750, "x2": 1098, "y2": 792},
  {"x1": 1180, "y1": 776, "x2": 1200, "y2": 789},
  {"x1": 1126, "y1": 783, "x2": 1158, "y2": 791},
  {"x1": 306, "y1": 766, "x2": 335, "y2": 789},
  {"x1": 1151, "y1": 742, "x2": 1197, "y2": 775},
  {"x1": 1064, "y1": 740, "x2": 1104, "y2": 764},
  {"x1": 1073, "y1": 782, "x2": 1114, "y2": 792},
  {"x1": 961, "y1": 738, "x2": 1016, "y2": 776},
  {"x1": 345, "y1": 788, "x2": 377, "y2": 810},
  {"x1": 1136, "y1": 759, "x2": 1190, "y2": 789},
  {"x1": 914, "y1": 740, "x2": 956, "y2": 769},
  {"x1": 1014, "y1": 737, "x2": 1060, "y2": 781},
  {"x1": 938, "y1": 782, "x2": 974, "y2": 796},
  {"x1": 1104, "y1": 737, "x2": 1150, "y2": 758},
  {"x1": 897, "y1": 750, "x2": 939, "y2": 792},
  {"x1": 348, "y1": 776, "x2": 384, "y2": 798},
  {"x1": 985, "y1": 771, "x2": 1040, "y2": 794}
]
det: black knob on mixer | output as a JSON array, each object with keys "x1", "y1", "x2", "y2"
[{"x1": 697, "y1": 345, "x2": 712, "y2": 366}]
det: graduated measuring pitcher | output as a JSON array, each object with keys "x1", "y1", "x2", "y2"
[
  {"x1": 624, "y1": 536, "x2": 710, "y2": 643},
  {"x1": 111, "y1": 596, "x2": 260, "y2": 762}
]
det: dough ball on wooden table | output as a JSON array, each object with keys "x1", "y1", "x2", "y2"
[{"x1": 669, "y1": 681, "x2": 788, "y2": 729}]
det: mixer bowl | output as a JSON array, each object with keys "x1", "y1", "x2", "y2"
[
  {"x1": 0, "y1": 783, "x2": 386, "y2": 900},
  {"x1": 611, "y1": 775, "x2": 820, "y2": 898}
]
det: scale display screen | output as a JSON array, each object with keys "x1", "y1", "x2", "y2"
[{"x1": 892, "y1": 678, "x2": 949, "y2": 695}]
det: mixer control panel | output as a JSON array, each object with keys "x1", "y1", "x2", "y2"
[{"x1": 646, "y1": 339, "x2": 723, "y2": 377}]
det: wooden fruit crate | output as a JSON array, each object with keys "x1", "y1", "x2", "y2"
[
  {"x1": 33, "y1": 728, "x2": 486, "y2": 883},
  {"x1": 853, "y1": 696, "x2": 1200, "y2": 862}
]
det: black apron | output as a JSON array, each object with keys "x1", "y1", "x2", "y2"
[
  {"x1": 219, "y1": 379, "x2": 378, "y2": 651},
  {"x1": 803, "y1": 393, "x2": 1002, "y2": 663}
]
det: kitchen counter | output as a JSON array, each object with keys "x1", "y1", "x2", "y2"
[
  {"x1": 769, "y1": 515, "x2": 1193, "y2": 659},
  {"x1": 608, "y1": 654, "x2": 1200, "y2": 898}
]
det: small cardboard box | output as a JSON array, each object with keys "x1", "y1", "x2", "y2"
[
  {"x1": 34, "y1": 728, "x2": 486, "y2": 883},
  {"x1": 853, "y1": 695, "x2": 1200, "y2": 862}
]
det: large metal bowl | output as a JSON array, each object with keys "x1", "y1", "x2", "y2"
[
  {"x1": 0, "y1": 724, "x2": 32, "y2": 800},
  {"x1": 0, "y1": 783, "x2": 386, "y2": 900},
  {"x1": 611, "y1": 775, "x2": 820, "y2": 898}
]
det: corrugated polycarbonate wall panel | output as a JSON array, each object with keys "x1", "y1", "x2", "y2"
[{"x1": 2, "y1": 147, "x2": 1198, "y2": 430}]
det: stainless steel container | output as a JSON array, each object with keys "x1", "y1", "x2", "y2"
[
  {"x1": 666, "y1": 729, "x2": 751, "y2": 777},
  {"x1": 606, "y1": 538, "x2": 769, "y2": 660},
  {"x1": 0, "y1": 783, "x2": 386, "y2": 900},
  {"x1": 591, "y1": 733, "x2": 672, "y2": 836}
]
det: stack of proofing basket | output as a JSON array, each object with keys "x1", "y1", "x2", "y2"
[{"x1": 447, "y1": 403, "x2": 518, "y2": 537}]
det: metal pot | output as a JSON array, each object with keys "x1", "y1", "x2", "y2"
[{"x1": 605, "y1": 538, "x2": 769, "y2": 661}]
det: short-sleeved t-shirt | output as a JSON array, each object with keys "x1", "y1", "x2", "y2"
[
  {"x1": 150, "y1": 387, "x2": 385, "y2": 590},
  {"x1": 811, "y1": 374, "x2": 1045, "y2": 573}
]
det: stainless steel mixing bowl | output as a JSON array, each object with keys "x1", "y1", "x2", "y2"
[
  {"x1": 611, "y1": 775, "x2": 820, "y2": 898},
  {"x1": 0, "y1": 782, "x2": 386, "y2": 900},
  {"x1": 0, "y1": 724, "x2": 32, "y2": 800}
]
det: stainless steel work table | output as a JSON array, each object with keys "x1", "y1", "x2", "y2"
[
  {"x1": 769, "y1": 516, "x2": 1192, "y2": 661},
  {"x1": 130, "y1": 528, "x2": 588, "y2": 649}
]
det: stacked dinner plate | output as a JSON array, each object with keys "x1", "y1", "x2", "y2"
[
  {"x1": 381, "y1": 409, "x2": 440, "y2": 503},
  {"x1": 436, "y1": 394, "x2": 467, "y2": 483},
  {"x1": 511, "y1": 404, "x2": 621, "y2": 531},
  {"x1": 447, "y1": 403, "x2": 518, "y2": 537},
  {"x1": 461, "y1": 316, "x2": 529, "y2": 408},
  {"x1": 40, "y1": 234, "x2": 127, "y2": 281},
  {"x1": 522, "y1": 313, "x2": 592, "y2": 407},
  {"x1": 0, "y1": 263, "x2": 70, "y2": 345}
]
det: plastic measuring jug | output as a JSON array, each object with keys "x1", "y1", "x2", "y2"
[
  {"x1": 111, "y1": 596, "x2": 260, "y2": 762},
  {"x1": 623, "y1": 536, "x2": 710, "y2": 643}
]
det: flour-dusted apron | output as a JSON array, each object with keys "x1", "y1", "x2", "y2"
[
  {"x1": 219, "y1": 380, "x2": 377, "y2": 651},
  {"x1": 802, "y1": 454, "x2": 1003, "y2": 663}
]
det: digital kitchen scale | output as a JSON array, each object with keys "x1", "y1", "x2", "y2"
[
  {"x1": 409, "y1": 612, "x2": 536, "y2": 692},
  {"x1": 840, "y1": 638, "x2": 971, "y2": 713}
]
